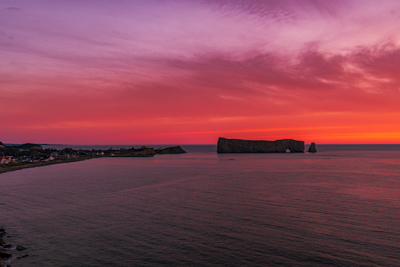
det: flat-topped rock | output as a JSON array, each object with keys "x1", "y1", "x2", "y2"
[{"x1": 217, "y1": 137, "x2": 305, "y2": 153}]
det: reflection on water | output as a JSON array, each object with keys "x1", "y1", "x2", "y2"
[{"x1": 1, "y1": 146, "x2": 400, "y2": 266}]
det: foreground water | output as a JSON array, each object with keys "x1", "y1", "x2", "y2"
[{"x1": 1, "y1": 145, "x2": 400, "y2": 266}]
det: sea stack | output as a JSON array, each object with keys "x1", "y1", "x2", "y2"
[
  {"x1": 308, "y1": 142, "x2": 317, "y2": 153},
  {"x1": 217, "y1": 137, "x2": 304, "y2": 153}
]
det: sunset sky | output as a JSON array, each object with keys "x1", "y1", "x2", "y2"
[{"x1": 1, "y1": 0, "x2": 400, "y2": 144}]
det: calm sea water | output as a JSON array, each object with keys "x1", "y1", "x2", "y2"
[{"x1": 1, "y1": 145, "x2": 400, "y2": 266}]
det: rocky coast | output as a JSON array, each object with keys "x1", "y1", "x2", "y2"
[{"x1": 0, "y1": 227, "x2": 28, "y2": 267}]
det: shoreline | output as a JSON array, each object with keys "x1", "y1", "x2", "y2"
[
  {"x1": 0, "y1": 227, "x2": 28, "y2": 266},
  {"x1": 0, "y1": 154, "x2": 156, "y2": 175},
  {"x1": 0, "y1": 157, "x2": 95, "y2": 175},
  {"x1": 0, "y1": 145, "x2": 186, "y2": 175}
]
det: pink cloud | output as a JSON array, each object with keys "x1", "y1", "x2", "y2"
[{"x1": 1, "y1": 0, "x2": 400, "y2": 144}]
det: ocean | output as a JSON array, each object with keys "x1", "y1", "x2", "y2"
[{"x1": 1, "y1": 144, "x2": 400, "y2": 266}]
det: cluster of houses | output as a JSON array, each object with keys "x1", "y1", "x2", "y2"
[
  {"x1": 1, "y1": 156, "x2": 14, "y2": 164},
  {"x1": 0, "y1": 142, "x2": 186, "y2": 166},
  {"x1": 0, "y1": 142, "x2": 109, "y2": 165}
]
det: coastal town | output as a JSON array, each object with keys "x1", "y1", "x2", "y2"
[
  {"x1": 0, "y1": 143, "x2": 186, "y2": 264},
  {"x1": 0, "y1": 142, "x2": 186, "y2": 173}
]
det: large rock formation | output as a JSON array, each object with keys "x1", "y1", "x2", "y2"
[
  {"x1": 308, "y1": 142, "x2": 317, "y2": 153},
  {"x1": 217, "y1": 137, "x2": 305, "y2": 153}
]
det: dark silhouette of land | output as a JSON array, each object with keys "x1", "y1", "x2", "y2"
[{"x1": 0, "y1": 143, "x2": 186, "y2": 174}]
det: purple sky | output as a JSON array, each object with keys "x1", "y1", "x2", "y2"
[{"x1": 1, "y1": 0, "x2": 400, "y2": 144}]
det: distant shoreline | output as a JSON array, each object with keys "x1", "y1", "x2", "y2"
[
  {"x1": 0, "y1": 145, "x2": 187, "y2": 175},
  {"x1": 0, "y1": 157, "x2": 95, "y2": 175}
]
